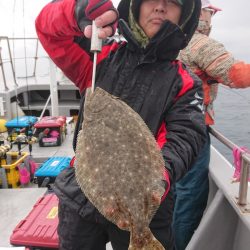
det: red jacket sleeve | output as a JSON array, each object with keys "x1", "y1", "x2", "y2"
[{"x1": 35, "y1": 0, "x2": 93, "y2": 93}]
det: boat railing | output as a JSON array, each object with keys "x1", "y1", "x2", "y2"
[
  {"x1": 0, "y1": 36, "x2": 71, "y2": 90},
  {"x1": 0, "y1": 36, "x2": 40, "y2": 90},
  {"x1": 209, "y1": 126, "x2": 250, "y2": 206}
]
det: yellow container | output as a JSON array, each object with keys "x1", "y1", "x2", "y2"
[
  {"x1": 1, "y1": 152, "x2": 29, "y2": 188},
  {"x1": 0, "y1": 119, "x2": 7, "y2": 133}
]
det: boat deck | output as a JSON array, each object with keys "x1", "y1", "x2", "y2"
[
  {"x1": 0, "y1": 188, "x2": 47, "y2": 247},
  {"x1": 0, "y1": 117, "x2": 113, "y2": 249},
  {"x1": 5, "y1": 117, "x2": 75, "y2": 163},
  {"x1": 0, "y1": 187, "x2": 112, "y2": 249}
]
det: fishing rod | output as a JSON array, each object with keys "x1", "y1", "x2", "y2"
[
  {"x1": 220, "y1": 85, "x2": 250, "y2": 105},
  {"x1": 90, "y1": 20, "x2": 102, "y2": 93}
]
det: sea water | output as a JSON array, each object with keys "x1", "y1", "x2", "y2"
[{"x1": 212, "y1": 86, "x2": 250, "y2": 163}]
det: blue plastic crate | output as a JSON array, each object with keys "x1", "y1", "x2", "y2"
[
  {"x1": 35, "y1": 157, "x2": 71, "y2": 187},
  {"x1": 35, "y1": 157, "x2": 71, "y2": 177},
  {"x1": 5, "y1": 116, "x2": 38, "y2": 128}
]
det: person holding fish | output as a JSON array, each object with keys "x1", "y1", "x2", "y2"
[
  {"x1": 36, "y1": 0, "x2": 206, "y2": 249},
  {"x1": 173, "y1": 1, "x2": 250, "y2": 249}
]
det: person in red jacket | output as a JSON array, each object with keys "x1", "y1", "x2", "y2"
[
  {"x1": 36, "y1": 0, "x2": 206, "y2": 249},
  {"x1": 173, "y1": 0, "x2": 250, "y2": 249}
]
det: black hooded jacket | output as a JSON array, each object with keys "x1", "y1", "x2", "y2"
[{"x1": 36, "y1": 0, "x2": 206, "y2": 223}]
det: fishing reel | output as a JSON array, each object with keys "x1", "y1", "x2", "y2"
[
  {"x1": 0, "y1": 144, "x2": 11, "y2": 158},
  {"x1": 8, "y1": 128, "x2": 37, "y2": 156},
  {"x1": 15, "y1": 131, "x2": 37, "y2": 155}
]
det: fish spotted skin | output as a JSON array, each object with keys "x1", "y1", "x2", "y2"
[
  {"x1": 129, "y1": 227, "x2": 165, "y2": 249},
  {"x1": 75, "y1": 87, "x2": 165, "y2": 249}
]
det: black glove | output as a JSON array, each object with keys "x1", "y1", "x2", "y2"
[{"x1": 75, "y1": 0, "x2": 118, "y2": 36}]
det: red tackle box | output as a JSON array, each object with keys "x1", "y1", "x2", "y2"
[
  {"x1": 34, "y1": 116, "x2": 66, "y2": 147},
  {"x1": 10, "y1": 194, "x2": 59, "y2": 249}
]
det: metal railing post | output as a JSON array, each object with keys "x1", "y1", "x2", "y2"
[
  {"x1": 238, "y1": 154, "x2": 250, "y2": 205},
  {"x1": 0, "y1": 47, "x2": 8, "y2": 90},
  {"x1": 6, "y1": 37, "x2": 18, "y2": 86},
  {"x1": 49, "y1": 59, "x2": 59, "y2": 116},
  {"x1": 33, "y1": 39, "x2": 39, "y2": 77},
  {"x1": 0, "y1": 36, "x2": 39, "y2": 86},
  {"x1": 209, "y1": 127, "x2": 250, "y2": 206}
]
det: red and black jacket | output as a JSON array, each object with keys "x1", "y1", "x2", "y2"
[{"x1": 36, "y1": 0, "x2": 206, "y2": 222}]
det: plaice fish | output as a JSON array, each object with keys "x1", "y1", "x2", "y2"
[{"x1": 75, "y1": 87, "x2": 166, "y2": 250}]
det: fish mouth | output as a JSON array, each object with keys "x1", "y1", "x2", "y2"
[{"x1": 84, "y1": 87, "x2": 112, "y2": 114}]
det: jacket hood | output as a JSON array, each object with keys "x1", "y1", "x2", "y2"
[{"x1": 117, "y1": 0, "x2": 201, "y2": 60}]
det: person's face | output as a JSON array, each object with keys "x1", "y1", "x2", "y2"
[
  {"x1": 200, "y1": 8, "x2": 215, "y2": 27},
  {"x1": 139, "y1": 0, "x2": 182, "y2": 38}
]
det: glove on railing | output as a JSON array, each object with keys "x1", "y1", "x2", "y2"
[{"x1": 232, "y1": 146, "x2": 250, "y2": 182}]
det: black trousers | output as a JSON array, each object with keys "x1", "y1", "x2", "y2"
[{"x1": 57, "y1": 192, "x2": 174, "y2": 250}]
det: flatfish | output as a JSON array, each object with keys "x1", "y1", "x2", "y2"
[{"x1": 75, "y1": 87, "x2": 166, "y2": 249}]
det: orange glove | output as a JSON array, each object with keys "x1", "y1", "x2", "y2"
[{"x1": 228, "y1": 62, "x2": 250, "y2": 88}]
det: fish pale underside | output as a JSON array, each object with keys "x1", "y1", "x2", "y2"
[{"x1": 75, "y1": 87, "x2": 166, "y2": 250}]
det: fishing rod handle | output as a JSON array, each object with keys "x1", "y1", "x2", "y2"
[{"x1": 90, "y1": 20, "x2": 102, "y2": 52}]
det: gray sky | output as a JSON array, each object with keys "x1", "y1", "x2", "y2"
[
  {"x1": 211, "y1": 0, "x2": 250, "y2": 62},
  {"x1": 0, "y1": 0, "x2": 249, "y2": 61}
]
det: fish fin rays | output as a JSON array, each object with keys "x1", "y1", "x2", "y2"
[{"x1": 128, "y1": 228, "x2": 165, "y2": 250}]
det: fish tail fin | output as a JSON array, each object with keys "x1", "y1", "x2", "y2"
[{"x1": 128, "y1": 228, "x2": 165, "y2": 250}]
